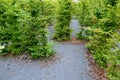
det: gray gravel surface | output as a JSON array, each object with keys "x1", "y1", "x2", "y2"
[
  {"x1": 0, "y1": 19, "x2": 95, "y2": 80},
  {"x1": 70, "y1": 19, "x2": 81, "y2": 37}
]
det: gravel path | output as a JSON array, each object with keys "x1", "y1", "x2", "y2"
[{"x1": 0, "y1": 19, "x2": 95, "y2": 80}]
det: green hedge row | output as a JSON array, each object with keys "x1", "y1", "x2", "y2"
[
  {"x1": 53, "y1": 0, "x2": 72, "y2": 41},
  {"x1": 76, "y1": 0, "x2": 120, "y2": 79},
  {"x1": 0, "y1": 0, "x2": 54, "y2": 58},
  {"x1": 76, "y1": 0, "x2": 120, "y2": 29}
]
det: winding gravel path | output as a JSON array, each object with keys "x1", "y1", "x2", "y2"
[{"x1": 0, "y1": 19, "x2": 95, "y2": 80}]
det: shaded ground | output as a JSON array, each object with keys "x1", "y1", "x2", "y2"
[{"x1": 0, "y1": 19, "x2": 96, "y2": 80}]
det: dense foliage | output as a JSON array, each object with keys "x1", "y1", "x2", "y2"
[
  {"x1": 53, "y1": 0, "x2": 72, "y2": 41},
  {"x1": 76, "y1": 0, "x2": 120, "y2": 79},
  {"x1": 0, "y1": 0, "x2": 54, "y2": 58},
  {"x1": 86, "y1": 28, "x2": 120, "y2": 80},
  {"x1": 42, "y1": 0, "x2": 55, "y2": 25}
]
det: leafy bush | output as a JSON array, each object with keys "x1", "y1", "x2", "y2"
[
  {"x1": 53, "y1": 0, "x2": 72, "y2": 41},
  {"x1": 77, "y1": 0, "x2": 120, "y2": 38},
  {"x1": 0, "y1": 0, "x2": 26, "y2": 55},
  {"x1": 77, "y1": 27, "x2": 94, "y2": 40},
  {"x1": 76, "y1": 0, "x2": 120, "y2": 79},
  {"x1": 0, "y1": 0, "x2": 54, "y2": 58},
  {"x1": 104, "y1": 0, "x2": 119, "y2": 6},
  {"x1": 43, "y1": 0, "x2": 55, "y2": 25},
  {"x1": 86, "y1": 28, "x2": 120, "y2": 80},
  {"x1": 76, "y1": 0, "x2": 99, "y2": 26},
  {"x1": 26, "y1": 0, "x2": 55, "y2": 58}
]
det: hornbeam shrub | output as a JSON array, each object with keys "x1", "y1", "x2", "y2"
[
  {"x1": 27, "y1": 0, "x2": 54, "y2": 58},
  {"x1": 86, "y1": 28, "x2": 120, "y2": 80},
  {"x1": 43, "y1": 0, "x2": 55, "y2": 25},
  {"x1": 0, "y1": 0, "x2": 54, "y2": 58},
  {"x1": 0, "y1": 0, "x2": 26, "y2": 55},
  {"x1": 77, "y1": 0, "x2": 120, "y2": 79},
  {"x1": 53, "y1": 0, "x2": 72, "y2": 41}
]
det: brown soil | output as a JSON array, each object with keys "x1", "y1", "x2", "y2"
[
  {"x1": 0, "y1": 52, "x2": 61, "y2": 65},
  {"x1": 60, "y1": 37, "x2": 88, "y2": 45}
]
